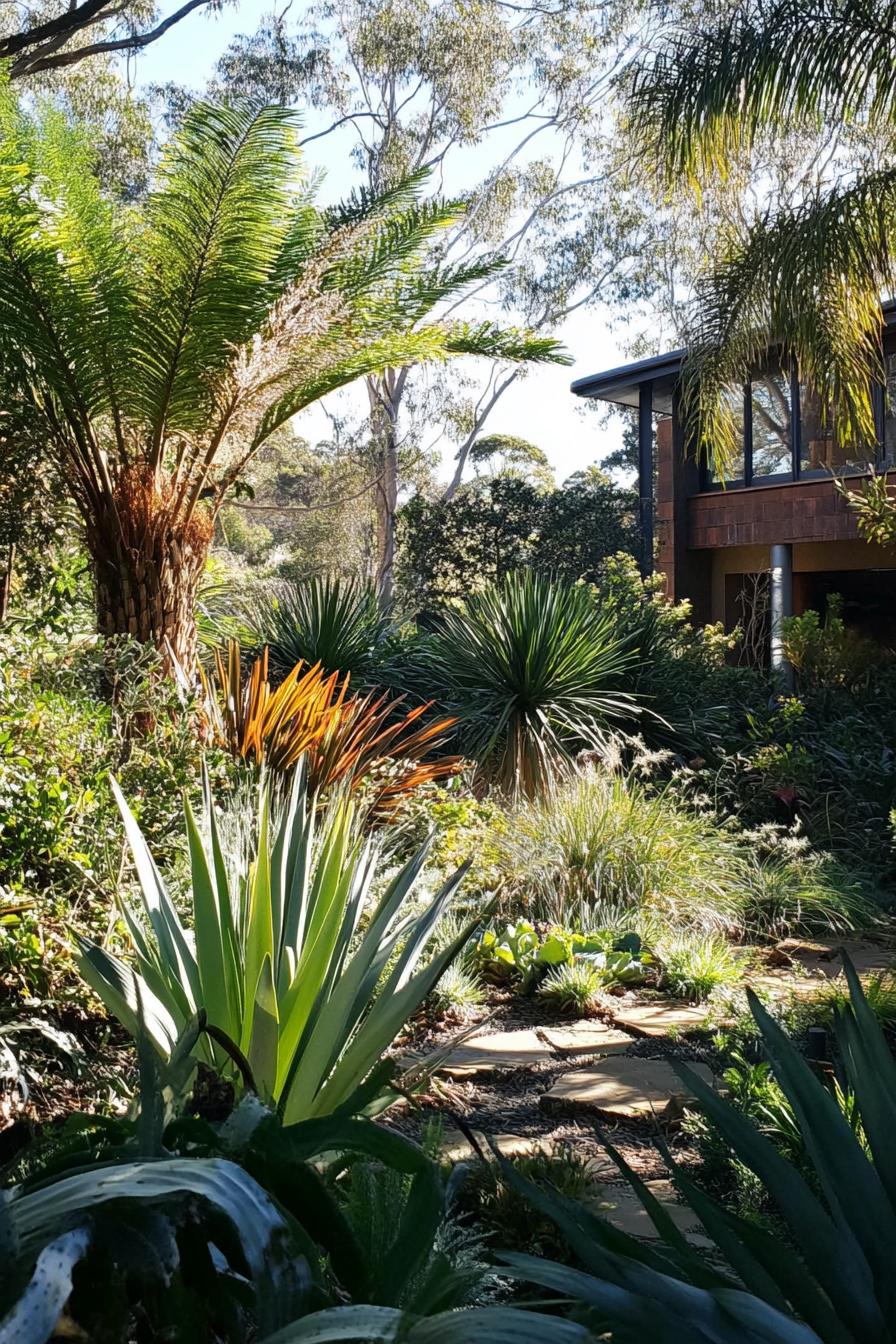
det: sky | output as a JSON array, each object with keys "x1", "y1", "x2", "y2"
[{"x1": 131, "y1": 0, "x2": 645, "y2": 484}]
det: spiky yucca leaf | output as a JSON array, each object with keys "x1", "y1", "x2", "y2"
[{"x1": 419, "y1": 571, "x2": 636, "y2": 798}]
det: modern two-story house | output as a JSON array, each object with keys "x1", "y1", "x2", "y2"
[{"x1": 572, "y1": 312, "x2": 896, "y2": 657}]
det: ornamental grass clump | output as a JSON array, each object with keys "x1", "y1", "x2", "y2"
[{"x1": 502, "y1": 767, "x2": 747, "y2": 931}]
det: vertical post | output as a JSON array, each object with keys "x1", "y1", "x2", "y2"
[
  {"x1": 638, "y1": 380, "x2": 654, "y2": 578},
  {"x1": 770, "y1": 542, "x2": 794, "y2": 690}
]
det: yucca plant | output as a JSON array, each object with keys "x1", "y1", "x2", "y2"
[
  {"x1": 76, "y1": 767, "x2": 474, "y2": 1123},
  {"x1": 499, "y1": 957, "x2": 896, "y2": 1343},
  {"x1": 420, "y1": 572, "x2": 636, "y2": 798},
  {"x1": 203, "y1": 641, "x2": 460, "y2": 810},
  {"x1": 0, "y1": 90, "x2": 565, "y2": 674},
  {"x1": 241, "y1": 576, "x2": 394, "y2": 681}
]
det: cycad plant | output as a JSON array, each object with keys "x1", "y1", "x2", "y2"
[
  {"x1": 627, "y1": 0, "x2": 896, "y2": 474},
  {"x1": 420, "y1": 572, "x2": 636, "y2": 798},
  {"x1": 77, "y1": 767, "x2": 473, "y2": 1122},
  {"x1": 500, "y1": 959, "x2": 896, "y2": 1344},
  {"x1": 0, "y1": 89, "x2": 564, "y2": 673}
]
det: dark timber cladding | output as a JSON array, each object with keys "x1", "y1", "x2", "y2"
[{"x1": 571, "y1": 349, "x2": 683, "y2": 579}]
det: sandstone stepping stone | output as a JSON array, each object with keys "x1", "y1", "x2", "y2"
[
  {"x1": 436, "y1": 1028, "x2": 556, "y2": 1078},
  {"x1": 542, "y1": 1056, "x2": 716, "y2": 1122},
  {"x1": 610, "y1": 1001, "x2": 712, "y2": 1038},
  {"x1": 780, "y1": 937, "x2": 895, "y2": 979},
  {"x1": 439, "y1": 1127, "x2": 615, "y2": 1178},
  {"x1": 594, "y1": 1181, "x2": 711, "y2": 1247},
  {"x1": 538, "y1": 1021, "x2": 634, "y2": 1056}
]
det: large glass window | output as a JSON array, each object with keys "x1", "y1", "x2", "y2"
[
  {"x1": 884, "y1": 352, "x2": 896, "y2": 465},
  {"x1": 707, "y1": 385, "x2": 747, "y2": 483},
  {"x1": 799, "y1": 380, "x2": 876, "y2": 472},
  {"x1": 750, "y1": 366, "x2": 792, "y2": 476}
]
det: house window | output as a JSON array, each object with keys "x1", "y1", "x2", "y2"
[
  {"x1": 884, "y1": 352, "x2": 896, "y2": 465},
  {"x1": 706, "y1": 386, "x2": 747, "y2": 483},
  {"x1": 750, "y1": 366, "x2": 792, "y2": 477},
  {"x1": 799, "y1": 380, "x2": 876, "y2": 473}
]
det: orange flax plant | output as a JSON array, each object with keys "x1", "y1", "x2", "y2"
[{"x1": 203, "y1": 642, "x2": 461, "y2": 808}]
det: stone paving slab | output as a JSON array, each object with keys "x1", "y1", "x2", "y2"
[
  {"x1": 439, "y1": 1127, "x2": 616, "y2": 1178},
  {"x1": 542, "y1": 1056, "x2": 716, "y2": 1122},
  {"x1": 434, "y1": 1028, "x2": 557, "y2": 1077},
  {"x1": 537, "y1": 1021, "x2": 635, "y2": 1056},
  {"x1": 594, "y1": 1181, "x2": 712, "y2": 1247},
  {"x1": 610, "y1": 1001, "x2": 713, "y2": 1038},
  {"x1": 778, "y1": 937, "x2": 895, "y2": 979}
]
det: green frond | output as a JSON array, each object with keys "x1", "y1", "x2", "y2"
[
  {"x1": 441, "y1": 321, "x2": 572, "y2": 365},
  {"x1": 392, "y1": 254, "x2": 509, "y2": 324},
  {"x1": 131, "y1": 100, "x2": 304, "y2": 446},
  {"x1": 251, "y1": 327, "x2": 458, "y2": 448},
  {"x1": 630, "y1": 0, "x2": 896, "y2": 182},
  {"x1": 322, "y1": 167, "x2": 434, "y2": 230},
  {"x1": 328, "y1": 198, "x2": 467, "y2": 300},
  {"x1": 681, "y1": 166, "x2": 896, "y2": 475}
]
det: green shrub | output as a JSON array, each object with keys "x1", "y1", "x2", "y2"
[
  {"x1": 593, "y1": 553, "x2": 765, "y2": 752},
  {"x1": 417, "y1": 571, "x2": 637, "y2": 798},
  {"x1": 77, "y1": 767, "x2": 474, "y2": 1122},
  {"x1": 655, "y1": 929, "x2": 742, "y2": 1001},
  {"x1": 781, "y1": 594, "x2": 884, "y2": 692},
  {"x1": 0, "y1": 630, "x2": 231, "y2": 998},
  {"x1": 474, "y1": 919, "x2": 646, "y2": 993}
]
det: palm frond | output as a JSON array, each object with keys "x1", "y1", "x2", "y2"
[
  {"x1": 681, "y1": 167, "x2": 896, "y2": 474},
  {"x1": 629, "y1": 0, "x2": 896, "y2": 183},
  {"x1": 131, "y1": 100, "x2": 303, "y2": 448}
]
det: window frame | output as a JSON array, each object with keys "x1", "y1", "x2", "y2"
[{"x1": 698, "y1": 343, "x2": 895, "y2": 492}]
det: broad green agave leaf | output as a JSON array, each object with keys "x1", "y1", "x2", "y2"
[
  {"x1": 76, "y1": 765, "x2": 472, "y2": 1120},
  {"x1": 260, "y1": 1304, "x2": 592, "y2": 1343},
  {"x1": 0, "y1": 1227, "x2": 91, "y2": 1344}
]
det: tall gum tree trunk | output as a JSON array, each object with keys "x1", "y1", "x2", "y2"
[{"x1": 88, "y1": 469, "x2": 213, "y2": 678}]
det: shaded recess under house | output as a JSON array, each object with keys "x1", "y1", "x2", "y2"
[{"x1": 572, "y1": 305, "x2": 896, "y2": 664}]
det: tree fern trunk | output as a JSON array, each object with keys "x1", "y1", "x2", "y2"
[{"x1": 87, "y1": 469, "x2": 213, "y2": 678}]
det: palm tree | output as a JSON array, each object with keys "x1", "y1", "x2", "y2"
[
  {"x1": 627, "y1": 0, "x2": 896, "y2": 473},
  {"x1": 0, "y1": 89, "x2": 565, "y2": 671}
]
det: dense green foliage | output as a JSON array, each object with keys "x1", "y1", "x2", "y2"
[{"x1": 398, "y1": 475, "x2": 638, "y2": 610}]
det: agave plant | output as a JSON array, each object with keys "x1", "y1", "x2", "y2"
[
  {"x1": 202, "y1": 641, "x2": 461, "y2": 810},
  {"x1": 77, "y1": 767, "x2": 473, "y2": 1123},
  {"x1": 241, "y1": 576, "x2": 394, "y2": 681},
  {"x1": 498, "y1": 957, "x2": 896, "y2": 1343},
  {"x1": 419, "y1": 571, "x2": 637, "y2": 798}
]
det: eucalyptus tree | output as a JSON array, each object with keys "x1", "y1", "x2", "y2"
[
  {"x1": 210, "y1": 0, "x2": 661, "y2": 603},
  {"x1": 628, "y1": 0, "x2": 896, "y2": 473},
  {"x1": 0, "y1": 0, "x2": 230, "y2": 80},
  {"x1": 0, "y1": 91, "x2": 562, "y2": 672}
]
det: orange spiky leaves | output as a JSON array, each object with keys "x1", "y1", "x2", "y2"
[{"x1": 202, "y1": 640, "x2": 461, "y2": 811}]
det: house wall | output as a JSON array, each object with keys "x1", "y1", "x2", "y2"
[
  {"x1": 708, "y1": 540, "x2": 896, "y2": 624},
  {"x1": 654, "y1": 407, "x2": 896, "y2": 625}
]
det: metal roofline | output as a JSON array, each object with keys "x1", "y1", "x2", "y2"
[{"x1": 570, "y1": 348, "x2": 685, "y2": 401}]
